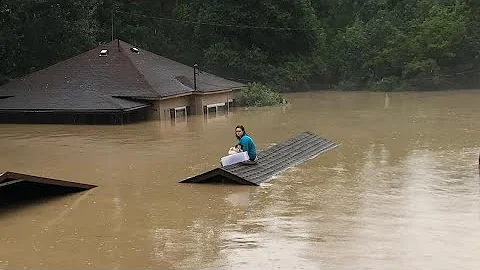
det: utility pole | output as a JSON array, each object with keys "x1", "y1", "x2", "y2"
[
  {"x1": 111, "y1": 9, "x2": 114, "y2": 41},
  {"x1": 193, "y1": 64, "x2": 198, "y2": 91}
]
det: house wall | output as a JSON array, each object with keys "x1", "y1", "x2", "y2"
[
  {"x1": 151, "y1": 91, "x2": 232, "y2": 120},
  {"x1": 197, "y1": 91, "x2": 232, "y2": 112},
  {"x1": 152, "y1": 96, "x2": 190, "y2": 120}
]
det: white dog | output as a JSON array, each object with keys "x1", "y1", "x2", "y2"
[{"x1": 228, "y1": 144, "x2": 242, "y2": 155}]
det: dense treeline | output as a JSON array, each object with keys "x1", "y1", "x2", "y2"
[{"x1": 1, "y1": 0, "x2": 479, "y2": 91}]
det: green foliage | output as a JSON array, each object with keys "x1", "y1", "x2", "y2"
[
  {"x1": 0, "y1": 1, "x2": 98, "y2": 82},
  {"x1": 188, "y1": 0, "x2": 326, "y2": 91},
  {"x1": 370, "y1": 76, "x2": 402, "y2": 92},
  {"x1": 234, "y1": 83, "x2": 284, "y2": 107},
  {"x1": 1, "y1": 0, "x2": 479, "y2": 91},
  {"x1": 327, "y1": 0, "x2": 478, "y2": 90}
]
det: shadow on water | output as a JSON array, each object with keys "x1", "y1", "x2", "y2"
[
  {"x1": 0, "y1": 182, "x2": 89, "y2": 217},
  {"x1": 190, "y1": 175, "x2": 249, "y2": 186}
]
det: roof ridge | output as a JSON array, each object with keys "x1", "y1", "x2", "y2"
[
  {"x1": 116, "y1": 40, "x2": 160, "y2": 98},
  {"x1": 118, "y1": 41, "x2": 196, "y2": 96},
  {"x1": 108, "y1": 95, "x2": 143, "y2": 109},
  {"x1": 93, "y1": 92, "x2": 126, "y2": 109}
]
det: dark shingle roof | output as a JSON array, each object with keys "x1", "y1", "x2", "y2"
[
  {"x1": 119, "y1": 40, "x2": 245, "y2": 96},
  {"x1": 0, "y1": 39, "x2": 245, "y2": 112},
  {"x1": 0, "y1": 92, "x2": 147, "y2": 112},
  {"x1": 180, "y1": 132, "x2": 338, "y2": 185}
]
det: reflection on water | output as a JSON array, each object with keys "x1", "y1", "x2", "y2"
[
  {"x1": 384, "y1": 92, "x2": 390, "y2": 108},
  {"x1": 0, "y1": 90, "x2": 479, "y2": 269}
]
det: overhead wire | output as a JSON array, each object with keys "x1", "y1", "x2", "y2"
[
  {"x1": 114, "y1": 10, "x2": 313, "y2": 84},
  {"x1": 115, "y1": 10, "x2": 322, "y2": 32}
]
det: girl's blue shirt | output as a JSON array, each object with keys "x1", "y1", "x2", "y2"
[{"x1": 238, "y1": 134, "x2": 257, "y2": 160}]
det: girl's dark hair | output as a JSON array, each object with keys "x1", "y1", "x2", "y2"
[{"x1": 235, "y1": 125, "x2": 245, "y2": 139}]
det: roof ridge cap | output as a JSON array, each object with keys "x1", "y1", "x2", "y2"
[{"x1": 117, "y1": 41, "x2": 160, "y2": 98}]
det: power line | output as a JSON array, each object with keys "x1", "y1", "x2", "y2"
[{"x1": 115, "y1": 10, "x2": 322, "y2": 31}]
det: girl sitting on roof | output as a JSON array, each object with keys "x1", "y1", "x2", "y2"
[{"x1": 234, "y1": 125, "x2": 257, "y2": 164}]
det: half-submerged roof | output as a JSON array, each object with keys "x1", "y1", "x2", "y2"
[
  {"x1": 0, "y1": 39, "x2": 245, "y2": 113},
  {"x1": 0, "y1": 171, "x2": 96, "y2": 190},
  {"x1": 180, "y1": 132, "x2": 338, "y2": 185},
  {"x1": 0, "y1": 171, "x2": 96, "y2": 207}
]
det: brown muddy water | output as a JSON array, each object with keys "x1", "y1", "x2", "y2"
[{"x1": 0, "y1": 91, "x2": 479, "y2": 269}]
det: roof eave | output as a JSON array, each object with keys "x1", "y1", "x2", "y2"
[
  {"x1": 0, "y1": 105, "x2": 149, "y2": 114},
  {"x1": 158, "y1": 88, "x2": 240, "y2": 100}
]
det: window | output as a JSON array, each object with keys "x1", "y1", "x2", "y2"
[
  {"x1": 207, "y1": 106, "x2": 216, "y2": 115},
  {"x1": 204, "y1": 102, "x2": 226, "y2": 118},
  {"x1": 170, "y1": 106, "x2": 188, "y2": 123}
]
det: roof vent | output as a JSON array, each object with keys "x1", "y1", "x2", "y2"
[
  {"x1": 130, "y1": 47, "x2": 139, "y2": 54},
  {"x1": 99, "y1": 49, "x2": 108, "y2": 57}
]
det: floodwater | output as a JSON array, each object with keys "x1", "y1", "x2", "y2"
[{"x1": 0, "y1": 90, "x2": 479, "y2": 269}]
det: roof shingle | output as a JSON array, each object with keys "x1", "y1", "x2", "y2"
[{"x1": 0, "y1": 39, "x2": 245, "y2": 112}]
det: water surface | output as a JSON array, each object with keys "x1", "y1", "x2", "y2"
[{"x1": 1, "y1": 90, "x2": 479, "y2": 269}]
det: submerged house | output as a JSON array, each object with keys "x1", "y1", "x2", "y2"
[{"x1": 0, "y1": 40, "x2": 245, "y2": 124}]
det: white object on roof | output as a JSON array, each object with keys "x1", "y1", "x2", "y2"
[
  {"x1": 221, "y1": 151, "x2": 249, "y2": 167},
  {"x1": 99, "y1": 49, "x2": 108, "y2": 57}
]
